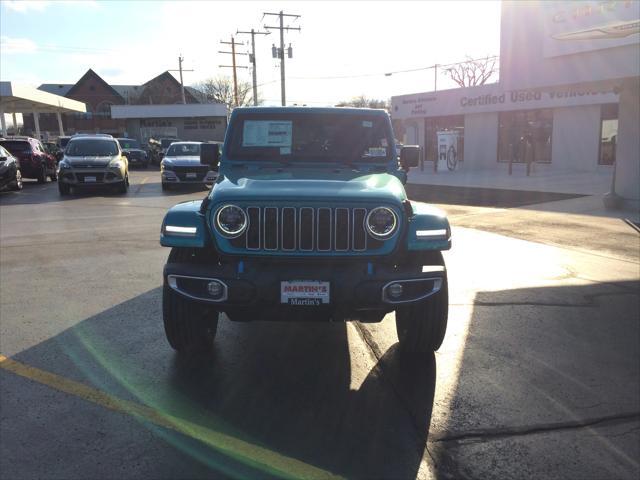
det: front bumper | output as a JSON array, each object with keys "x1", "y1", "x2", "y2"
[
  {"x1": 162, "y1": 170, "x2": 217, "y2": 185},
  {"x1": 164, "y1": 258, "x2": 444, "y2": 320},
  {"x1": 58, "y1": 168, "x2": 125, "y2": 185}
]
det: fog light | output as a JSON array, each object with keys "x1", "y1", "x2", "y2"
[
  {"x1": 388, "y1": 283, "x2": 403, "y2": 299},
  {"x1": 207, "y1": 281, "x2": 223, "y2": 298}
]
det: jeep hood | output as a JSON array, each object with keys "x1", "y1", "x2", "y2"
[{"x1": 211, "y1": 170, "x2": 407, "y2": 204}]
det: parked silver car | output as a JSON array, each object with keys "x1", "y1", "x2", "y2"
[
  {"x1": 160, "y1": 141, "x2": 218, "y2": 191},
  {"x1": 57, "y1": 135, "x2": 129, "y2": 195}
]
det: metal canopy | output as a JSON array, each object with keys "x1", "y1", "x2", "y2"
[{"x1": 0, "y1": 81, "x2": 86, "y2": 114}]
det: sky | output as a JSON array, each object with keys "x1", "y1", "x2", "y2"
[{"x1": 0, "y1": 0, "x2": 501, "y2": 107}]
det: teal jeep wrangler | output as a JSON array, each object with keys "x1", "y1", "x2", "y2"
[{"x1": 160, "y1": 107, "x2": 451, "y2": 356}]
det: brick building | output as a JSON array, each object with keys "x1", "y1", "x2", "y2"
[{"x1": 23, "y1": 69, "x2": 201, "y2": 138}]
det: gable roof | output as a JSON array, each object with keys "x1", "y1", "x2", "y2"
[
  {"x1": 141, "y1": 71, "x2": 200, "y2": 103},
  {"x1": 38, "y1": 84, "x2": 73, "y2": 96},
  {"x1": 142, "y1": 71, "x2": 181, "y2": 87},
  {"x1": 66, "y1": 69, "x2": 125, "y2": 101}
]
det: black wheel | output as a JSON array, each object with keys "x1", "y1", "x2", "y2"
[
  {"x1": 37, "y1": 164, "x2": 47, "y2": 184},
  {"x1": 117, "y1": 173, "x2": 129, "y2": 194},
  {"x1": 161, "y1": 182, "x2": 170, "y2": 191},
  {"x1": 11, "y1": 169, "x2": 23, "y2": 191},
  {"x1": 142, "y1": 161, "x2": 149, "y2": 169},
  {"x1": 395, "y1": 252, "x2": 449, "y2": 354},
  {"x1": 58, "y1": 182, "x2": 71, "y2": 196},
  {"x1": 163, "y1": 248, "x2": 219, "y2": 355},
  {"x1": 49, "y1": 167, "x2": 57, "y2": 181}
]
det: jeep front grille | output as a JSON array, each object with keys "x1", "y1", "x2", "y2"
[{"x1": 230, "y1": 206, "x2": 384, "y2": 253}]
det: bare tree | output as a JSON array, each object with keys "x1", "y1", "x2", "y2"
[
  {"x1": 192, "y1": 76, "x2": 254, "y2": 110},
  {"x1": 336, "y1": 95, "x2": 390, "y2": 110},
  {"x1": 444, "y1": 56, "x2": 498, "y2": 88}
]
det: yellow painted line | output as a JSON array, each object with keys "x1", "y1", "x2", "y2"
[
  {"x1": 0, "y1": 354, "x2": 342, "y2": 480},
  {"x1": 134, "y1": 176, "x2": 149, "y2": 194}
]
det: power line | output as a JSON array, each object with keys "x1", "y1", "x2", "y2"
[
  {"x1": 168, "y1": 55, "x2": 194, "y2": 104},
  {"x1": 264, "y1": 10, "x2": 301, "y2": 106},
  {"x1": 237, "y1": 28, "x2": 270, "y2": 105},
  {"x1": 219, "y1": 36, "x2": 248, "y2": 107}
]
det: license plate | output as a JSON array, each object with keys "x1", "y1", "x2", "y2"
[
  {"x1": 281, "y1": 281, "x2": 330, "y2": 305},
  {"x1": 84, "y1": 176, "x2": 96, "y2": 183},
  {"x1": 186, "y1": 172, "x2": 197, "y2": 179}
]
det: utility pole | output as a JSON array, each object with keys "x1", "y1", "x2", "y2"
[
  {"x1": 219, "y1": 36, "x2": 248, "y2": 107},
  {"x1": 434, "y1": 64, "x2": 438, "y2": 92},
  {"x1": 168, "y1": 54, "x2": 194, "y2": 104},
  {"x1": 237, "y1": 28, "x2": 270, "y2": 106},
  {"x1": 264, "y1": 11, "x2": 301, "y2": 106}
]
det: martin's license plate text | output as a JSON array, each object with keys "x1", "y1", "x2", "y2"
[{"x1": 281, "y1": 281, "x2": 330, "y2": 305}]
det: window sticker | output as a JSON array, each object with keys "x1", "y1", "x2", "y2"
[
  {"x1": 367, "y1": 147, "x2": 387, "y2": 157},
  {"x1": 243, "y1": 121, "x2": 292, "y2": 147},
  {"x1": 362, "y1": 121, "x2": 373, "y2": 128},
  {"x1": 280, "y1": 146, "x2": 291, "y2": 155}
]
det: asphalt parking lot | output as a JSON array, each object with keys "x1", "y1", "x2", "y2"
[{"x1": 1, "y1": 169, "x2": 638, "y2": 480}]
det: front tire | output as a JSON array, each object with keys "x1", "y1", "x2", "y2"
[
  {"x1": 11, "y1": 169, "x2": 23, "y2": 191},
  {"x1": 395, "y1": 252, "x2": 449, "y2": 353},
  {"x1": 163, "y1": 248, "x2": 219, "y2": 355},
  {"x1": 117, "y1": 173, "x2": 129, "y2": 194},
  {"x1": 58, "y1": 182, "x2": 71, "y2": 196},
  {"x1": 37, "y1": 164, "x2": 47, "y2": 184},
  {"x1": 161, "y1": 182, "x2": 170, "y2": 191}
]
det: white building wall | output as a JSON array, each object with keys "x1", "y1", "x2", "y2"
[
  {"x1": 463, "y1": 113, "x2": 498, "y2": 169},
  {"x1": 615, "y1": 78, "x2": 640, "y2": 204},
  {"x1": 551, "y1": 105, "x2": 601, "y2": 172}
]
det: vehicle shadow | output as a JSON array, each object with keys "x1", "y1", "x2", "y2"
[
  {"x1": 3, "y1": 287, "x2": 436, "y2": 479},
  {"x1": 431, "y1": 281, "x2": 640, "y2": 480}
]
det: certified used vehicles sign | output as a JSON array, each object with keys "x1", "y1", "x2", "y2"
[{"x1": 280, "y1": 281, "x2": 330, "y2": 305}]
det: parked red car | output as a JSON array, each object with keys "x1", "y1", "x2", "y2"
[{"x1": 0, "y1": 137, "x2": 57, "y2": 183}]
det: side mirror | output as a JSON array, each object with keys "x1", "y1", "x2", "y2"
[
  {"x1": 400, "y1": 145, "x2": 420, "y2": 170},
  {"x1": 200, "y1": 143, "x2": 220, "y2": 170}
]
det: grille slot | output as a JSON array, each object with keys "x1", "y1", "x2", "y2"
[
  {"x1": 228, "y1": 206, "x2": 387, "y2": 253},
  {"x1": 264, "y1": 207, "x2": 279, "y2": 250},
  {"x1": 299, "y1": 208, "x2": 314, "y2": 251},
  {"x1": 246, "y1": 207, "x2": 261, "y2": 249},
  {"x1": 317, "y1": 208, "x2": 332, "y2": 251}
]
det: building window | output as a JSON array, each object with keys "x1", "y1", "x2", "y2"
[
  {"x1": 599, "y1": 104, "x2": 618, "y2": 166},
  {"x1": 498, "y1": 109, "x2": 553, "y2": 164},
  {"x1": 96, "y1": 101, "x2": 113, "y2": 118},
  {"x1": 424, "y1": 116, "x2": 464, "y2": 164}
]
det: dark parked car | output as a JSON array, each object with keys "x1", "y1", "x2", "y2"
[
  {"x1": 0, "y1": 137, "x2": 56, "y2": 183},
  {"x1": 117, "y1": 138, "x2": 148, "y2": 168},
  {"x1": 160, "y1": 141, "x2": 218, "y2": 190},
  {"x1": 0, "y1": 144, "x2": 23, "y2": 191},
  {"x1": 43, "y1": 141, "x2": 63, "y2": 161}
]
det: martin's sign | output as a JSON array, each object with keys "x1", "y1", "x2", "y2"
[{"x1": 391, "y1": 84, "x2": 618, "y2": 119}]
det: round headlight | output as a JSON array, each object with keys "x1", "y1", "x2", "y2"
[
  {"x1": 215, "y1": 204, "x2": 247, "y2": 238},
  {"x1": 365, "y1": 207, "x2": 397, "y2": 239}
]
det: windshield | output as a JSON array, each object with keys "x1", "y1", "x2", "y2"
[
  {"x1": 0, "y1": 141, "x2": 31, "y2": 155},
  {"x1": 161, "y1": 139, "x2": 177, "y2": 148},
  {"x1": 117, "y1": 139, "x2": 140, "y2": 149},
  {"x1": 66, "y1": 139, "x2": 119, "y2": 157},
  {"x1": 228, "y1": 112, "x2": 395, "y2": 163},
  {"x1": 166, "y1": 143, "x2": 201, "y2": 156}
]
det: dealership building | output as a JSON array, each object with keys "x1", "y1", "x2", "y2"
[
  {"x1": 392, "y1": 1, "x2": 639, "y2": 206},
  {"x1": 110, "y1": 104, "x2": 228, "y2": 144}
]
